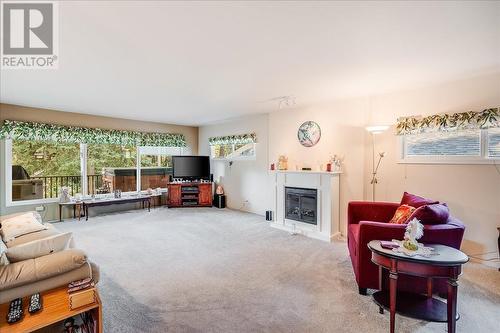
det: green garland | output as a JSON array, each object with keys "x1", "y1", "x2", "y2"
[
  {"x1": 208, "y1": 132, "x2": 257, "y2": 145},
  {"x1": 396, "y1": 108, "x2": 499, "y2": 135},
  {"x1": 0, "y1": 120, "x2": 187, "y2": 147}
]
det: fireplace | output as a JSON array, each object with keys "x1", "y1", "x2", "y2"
[{"x1": 285, "y1": 187, "x2": 317, "y2": 225}]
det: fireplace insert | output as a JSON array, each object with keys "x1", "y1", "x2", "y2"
[{"x1": 285, "y1": 187, "x2": 317, "y2": 225}]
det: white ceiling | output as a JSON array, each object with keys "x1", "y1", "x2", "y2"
[{"x1": 1, "y1": 1, "x2": 499, "y2": 126}]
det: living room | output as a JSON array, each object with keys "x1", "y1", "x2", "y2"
[{"x1": 0, "y1": 1, "x2": 499, "y2": 332}]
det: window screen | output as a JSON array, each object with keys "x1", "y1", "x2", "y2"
[{"x1": 404, "y1": 130, "x2": 481, "y2": 157}]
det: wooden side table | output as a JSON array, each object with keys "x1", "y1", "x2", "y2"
[
  {"x1": 368, "y1": 240, "x2": 468, "y2": 333},
  {"x1": 0, "y1": 286, "x2": 102, "y2": 333},
  {"x1": 58, "y1": 202, "x2": 84, "y2": 222},
  {"x1": 497, "y1": 227, "x2": 500, "y2": 271}
]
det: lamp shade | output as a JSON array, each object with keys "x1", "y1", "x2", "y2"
[{"x1": 365, "y1": 125, "x2": 389, "y2": 134}]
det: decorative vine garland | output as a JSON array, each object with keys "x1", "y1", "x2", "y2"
[
  {"x1": 209, "y1": 132, "x2": 257, "y2": 145},
  {"x1": 0, "y1": 120, "x2": 187, "y2": 147},
  {"x1": 396, "y1": 108, "x2": 499, "y2": 135}
]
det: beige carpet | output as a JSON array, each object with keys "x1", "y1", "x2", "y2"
[{"x1": 55, "y1": 208, "x2": 500, "y2": 333}]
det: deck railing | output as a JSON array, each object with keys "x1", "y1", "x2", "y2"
[{"x1": 31, "y1": 175, "x2": 104, "y2": 198}]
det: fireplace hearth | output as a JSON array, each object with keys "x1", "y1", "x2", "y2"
[{"x1": 285, "y1": 187, "x2": 317, "y2": 225}]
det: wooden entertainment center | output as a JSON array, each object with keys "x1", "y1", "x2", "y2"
[{"x1": 167, "y1": 182, "x2": 212, "y2": 207}]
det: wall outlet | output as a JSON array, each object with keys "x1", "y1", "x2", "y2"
[{"x1": 35, "y1": 206, "x2": 46, "y2": 212}]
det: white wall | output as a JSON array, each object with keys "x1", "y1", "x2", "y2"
[
  {"x1": 198, "y1": 114, "x2": 271, "y2": 215},
  {"x1": 363, "y1": 73, "x2": 500, "y2": 254},
  {"x1": 199, "y1": 73, "x2": 500, "y2": 255},
  {"x1": 268, "y1": 101, "x2": 367, "y2": 236}
]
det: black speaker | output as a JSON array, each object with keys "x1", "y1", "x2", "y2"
[
  {"x1": 266, "y1": 210, "x2": 273, "y2": 221},
  {"x1": 210, "y1": 173, "x2": 214, "y2": 182},
  {"x1": 213, "y1": 194, "x2": 226, "y2": 208}
]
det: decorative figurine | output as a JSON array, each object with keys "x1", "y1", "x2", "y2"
[
  {"x1": 59, "y1": 187, "x2": 71, "y2": 203},
  {"x1": 330, "y1": 154, "x2": 343, "y2": 172},
  {"x1": 403, "y1": 218, "x2": 424, "y2": 251},
  {"x1": 277, "y1": 155, "x2": 288, "y2": 170},
  {"x1": 216, "y1": 185, "x2": 224, "y2": 195}
]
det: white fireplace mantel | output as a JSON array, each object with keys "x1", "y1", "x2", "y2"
[{"x1": 270, "y1": 170, "x2": 341, "y2": 242}]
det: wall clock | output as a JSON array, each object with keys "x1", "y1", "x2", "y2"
[{"x1": 297, "y1": 121, "x2": 321, "y2": 147}]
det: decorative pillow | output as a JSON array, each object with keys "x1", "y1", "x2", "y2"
[
  {"x1": 6, "y1": 223, "x2": 60, "y2": 248},
  {"x1": 389, "y1": 204, "x2": 416, "y2": 224},
  {"x1": 409, "y1": 203, "x2": 449, "y2": 225},
  {"x1": 0, "y1": 212, "x2": 47, "y2": 242},
  {"x1": 6, "y1": 232, "x2": 72, "y2": 262},
  {"x1": 0, "y1": 211, "x2": 43, "y2": 224},
  {"x1": 400, "y1": 192, "x2": 439, "y2": 208},
  {"x1": 0, "y1": 240, "x2": 9, "y2": 266}
]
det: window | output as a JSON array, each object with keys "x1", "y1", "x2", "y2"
[
  {"x1": 487, "y1": 128, "x2": 500, "y2": 158},
  {"x1": 5, "y1": 139, "x2": 189, "y2": 205},
  {"x1": 87, "y1": 144, "x2": 137, "y2": 194},
  {"x1": 400, "y1": 128, "x2": 499, "y2": 163},
  {"x1": 210, "y1": 143, "x2": 256, "y2": 160},
  {"x1": 139, "y1": 146, "x2": 182, "y2": 190},
  {"x1": 11, "y1": 140, "x2": 81, "y2": 201}
]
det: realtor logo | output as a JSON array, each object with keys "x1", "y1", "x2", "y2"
[{"x1": 1, "y1": 1, "x2": 58, "y2": 69}]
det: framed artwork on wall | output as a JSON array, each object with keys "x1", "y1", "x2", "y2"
[{"x1": 297, "y1": 121, "x2": 321, "y2": 147}]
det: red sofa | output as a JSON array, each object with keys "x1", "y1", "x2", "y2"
[{"x1": 347, "y1": 201, "x2": 465, "y2": 295}]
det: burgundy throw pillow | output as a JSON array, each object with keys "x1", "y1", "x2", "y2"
[
  {"x1": 409, "y1": 203, "x2": 450, "y2": 225},
  {"x1": 400, "y1": 191, "x2": 438, "y2": 208}
]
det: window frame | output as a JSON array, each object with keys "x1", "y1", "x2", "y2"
[
  {"x1": 398, "y1": 129, "x2": 500, "y2": 164},
  {"x1": 4, "y1": 139, "x2": 187, "y2": 207},
  {"x1": 210, "y1": 142, "x2": 257, "y2": 161}
]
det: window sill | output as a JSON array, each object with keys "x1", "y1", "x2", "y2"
[
  {"x1": 397, "y1": 158, "x2": 499, "y2": 165},
  {"x1": 211, "y1": 157, "x2": 256, "y2": 162},
  {"x1": 6, "y1": 198, "x2": 60, "y2": 207}
]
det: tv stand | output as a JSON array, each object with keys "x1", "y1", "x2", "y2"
[{"x1": 167, "y1": 182, "x2": 212, "y2": 208}]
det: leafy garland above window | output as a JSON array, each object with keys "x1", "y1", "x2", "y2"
[
  {"x1": 396, "y1": 107, "x2": 499, "y2": 135},
  {"x1": 208, "y1": 132, "x2": 257, "y2": 145},
  {"x1": 0, "y1": 120, "x2": 187, "y2": 147}
]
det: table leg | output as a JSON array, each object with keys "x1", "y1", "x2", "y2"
[
  {"x1": 497, "y1": 227, "x2": 500, "y2": 271},
  {"x1": 59, "y1": 205, "x2": 63, "y2": 222},
  {"x1": 447, "y1": 278, "x2": 458, "y2": 333},
  {"x1": 389, "y1": 266, "x2": 398, "y2": 333},
  {"x1": 378, "y1": 266, "x2": 384, "y2": 314},
  {"x1": 77, "y1": 204, "x2": 81, "y2": 221},
  {"x1": 73, "y1": 205, "x2": 76, "y2": 219},
  {"x1": 86, "y1": 205, "x2": 89, "y2": 221},
  {"x1": 427, "y1": 278, "x2": 433, "y2": 298},
  {"x1": 148, "y1": 199, "x2": 151, "y2": 212}
]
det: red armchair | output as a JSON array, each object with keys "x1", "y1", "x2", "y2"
[{"x1": 347, "y1": 201, "x2": 465, "y2": 295}]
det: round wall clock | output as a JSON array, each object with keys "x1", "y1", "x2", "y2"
[{"x1": 297, "y1": 121, "x2": 321, "y2": 147}]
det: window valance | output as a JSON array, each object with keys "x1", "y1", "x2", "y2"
[
  {"x1": 208, "y1": 132, "x2": 257, "y2": 145},
  {"x1": 0, "y1": 120, "x2": 187, "y2": 147},
  {"x1": 396, "y1": 108, "x2": 499, "y2": 135}
]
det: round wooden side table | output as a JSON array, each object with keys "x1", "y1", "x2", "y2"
[{"x1": 368, "y1": 240, "x2": 468, "y2": 333}]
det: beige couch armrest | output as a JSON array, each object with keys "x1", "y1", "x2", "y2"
[{"x1": 0, "y1": 248, "x2": 87, "y2": 291}]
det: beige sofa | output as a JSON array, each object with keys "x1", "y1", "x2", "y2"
[{"x1": 0, "y1": 213, "x2": 99, "y2": 303}]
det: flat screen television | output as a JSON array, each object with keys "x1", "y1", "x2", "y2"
[{"x1": 172, "y1": 155, "x2": 210, "y2": 180}]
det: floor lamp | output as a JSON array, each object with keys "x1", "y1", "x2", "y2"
[{"x1": 365, "y1": 125, "x2": 389, "y2": 201}]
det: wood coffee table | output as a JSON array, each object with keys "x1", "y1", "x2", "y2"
[{"x1": 368, "y1": 240, "x2": 468, "y2": 333}]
